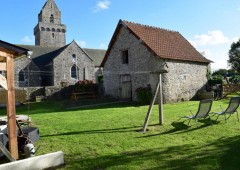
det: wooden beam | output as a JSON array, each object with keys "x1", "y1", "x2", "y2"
[
  {"x1": 0, "y1": 62, "x2": 6, "y2": 70},
  {"x1": 0, "y1": 141, "x2": 16, "y2": 162},
  {"x1": 142, "y1": 81, "x2": 160, "y2": 133},
  {"x1": 6, "y1": 54, "x2": 18, "y2": 160},
  {"x1": 158, "y1": 74, "x2": 163, "y2": 125},
  {"x1": 0, "y1": 51, "x2": 8, "y2": 58}
]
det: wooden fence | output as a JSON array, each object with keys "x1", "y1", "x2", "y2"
[{"x1": 0, "y1": 89, "x2": 27, "y2": 103}]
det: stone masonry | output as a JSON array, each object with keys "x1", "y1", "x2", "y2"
[
  {"x1": 34, "y1": 0, "x2": 66, "y2": 47},
  {"x1": 103, "y1": 23, "x2": 209, "y2": 103}
]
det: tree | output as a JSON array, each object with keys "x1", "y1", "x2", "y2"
[{"x1": 228, "y1": 39, "x2": 240, "y2": 73}]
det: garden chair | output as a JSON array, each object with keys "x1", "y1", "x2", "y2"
[
  {"x1": 211, "y1": 97, "x2": 240, "y2": 122},
  {"x1": 178, "y1": 99, "x2": 213, "y2": 125}
]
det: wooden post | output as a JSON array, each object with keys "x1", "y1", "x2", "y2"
[
  {"x1": 6, "y1": 55, "x2": 18, "y2": 160},
  {"x1": 142, "y1": 81, "x2": 160, "y2": 133},
  {"x1": 159, "y1": 74, "x2": 163, "y2": 125}
]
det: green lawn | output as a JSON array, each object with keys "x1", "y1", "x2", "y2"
[{"x1": 2, "y1": 97, "x2": 240, "y2": 170}]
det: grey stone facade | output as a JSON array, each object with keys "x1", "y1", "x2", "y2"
[
  {"x1": 102, "y1": 22, "x2": 210, "y2": 103},
  {"x1": 53, "y1": 41, "x2": 95, "y2": 86},
  {"x1": 34, "y1": 0, "x2": 66, "y2": 47}
]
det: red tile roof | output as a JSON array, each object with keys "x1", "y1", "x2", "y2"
[{"x1": 101, "y1": 20, "x2": 212, "y2": 67}]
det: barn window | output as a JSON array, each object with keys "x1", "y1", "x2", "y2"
[
  {"x1": 71, "y1": 64, "x2": 79, "y2": 79},
  {"x1": 50, "y1": 14, "x2": 54, "y2": 23},
  {"x1": 122, "y1": 50, "x2": 129, "y2": 64},
  {"x1": 19, "y1": 70, "x2": 25, "y2": 82}
]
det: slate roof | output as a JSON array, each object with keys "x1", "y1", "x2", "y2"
[
  {"x1": 18, "y1": 44, "x2": 106, "y2": 68},
  {"x1": 83, "y1": 48, "x2": 106, "y2": 67},
  {"x1": 101, "y1": 20, "x2": 212, "y2": 67}
]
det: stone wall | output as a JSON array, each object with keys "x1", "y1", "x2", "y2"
[
  {"x1": 103, "y1": 25, "x2": 209, "y2": 103},
  {"x1": 162, "y1": 60, "x2": 208, "y2": 103}
]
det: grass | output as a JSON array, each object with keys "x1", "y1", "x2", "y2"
[{"x1": 1, "y1": 96, "x2": 240, "y2": 169}]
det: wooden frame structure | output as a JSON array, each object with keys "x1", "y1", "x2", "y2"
[
  {"x1": 142, "y1": 70, "x2": 168, "y2": 133},
  {"x1": 0, "y1": 40, "x2": 29, "y2": 159}
]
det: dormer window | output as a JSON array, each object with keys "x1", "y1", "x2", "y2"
[
  {"x1": 50, "y1": 14, "x2": 54, "y2": 23},
  {"x1": 122, "y1": 50, "x2": 129, "y2": 64}
]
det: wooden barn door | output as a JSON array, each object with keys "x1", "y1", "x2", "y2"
[{"x1": 120, "y1": 75, "x2": 132, "y2": 100}]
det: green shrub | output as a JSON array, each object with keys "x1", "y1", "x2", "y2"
[
  {"x1": 230, "y1": 75, "x2": 240, "y2": 84},
  {"x1": 135, "y1": 85, "x2": 152, "y2": 105}
]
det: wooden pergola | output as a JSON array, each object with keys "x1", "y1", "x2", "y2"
[{"x1": 0, "y1": 40, "x2": 29, "y2": 159}]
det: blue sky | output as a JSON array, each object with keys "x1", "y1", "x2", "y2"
[{"x1": 1, "y1": 0, "x2": 240, "y2": 70}]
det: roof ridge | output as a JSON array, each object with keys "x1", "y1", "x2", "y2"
[{"x1": 122, "y1": 20, "x2": 178, "y2": 33}]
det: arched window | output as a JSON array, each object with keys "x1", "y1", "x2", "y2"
[
  {"x1": 52, "y1": 28, "x2": 55, "y2": 32},
  {"x1": 46, "y1": 28, "x2": 50, "y2": 31},
  {"x1": 19, "y1": 70, "x2": 25, "y2": 82},
  {"x1": 41, "y1": 27, "x2": 45, "y2": 31},
  {"x1": 71, "y1": 64, "x2": 79, "y2": 79},
  {"x1": 50, "y1": 14, "x2": 54, "y2": 23},
  {"x1": 57, "y1": 29, "x2": 61, "y2": 32}
]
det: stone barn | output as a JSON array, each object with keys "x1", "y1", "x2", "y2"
[{"x1": 101, "y1": 20, "x2": 212, "y2": 103}]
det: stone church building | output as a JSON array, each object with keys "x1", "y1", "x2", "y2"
[
  {"x1": 101, "y1": 20, "x2": 212, "y2": 103},
  {"x1": 15, "y1": 0, "x2": 105, "y2": 88}
]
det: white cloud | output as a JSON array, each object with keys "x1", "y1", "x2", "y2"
[
  {"x1": 76, "y1": 40, "x2": 87, "y2": 47},
  {"x1": 93, "y1": 0, "x2": 111, "y2": 12},
  {"x1": 199, "y1": 47, "x2": 229, "y2": 71},
  {"x1": 22, "y1": 36, "x2": 34, "y2": 43},
  {"x1": 190, "y1": 30, "x2": 229, "y2": 47}
]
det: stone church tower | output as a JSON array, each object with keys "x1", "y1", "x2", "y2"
[{"x1": 34, "y1": 0, "x2": 66, "y2": 47}]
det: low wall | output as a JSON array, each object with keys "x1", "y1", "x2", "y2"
[{"x1": 0, "y1": 85, "x2": 74, "y2": 103}]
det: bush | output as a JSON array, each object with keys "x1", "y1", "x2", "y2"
[
  {"x1": 229, "y1": 75, "x2": 240, "y2": 84},
  {"x1": 135, "y1": 85, "x2": 152, "y2": 105},
  {"x1": 73, "y1": 80, "x2": 97, "y2": 93}
]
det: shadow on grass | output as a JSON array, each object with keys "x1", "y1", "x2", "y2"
[
  {"x1": 0, "y1": 100, "x2": 141, "y2": 116},
  {"x1": 140, "y1": 118, "x2": 219, "y2": 138},
  {"x1": 62, "y1": 135, "x2": 240, "y2": 170},
  {"x1": 41, "y1": 126, "x2": 142, "y2": 138}
]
